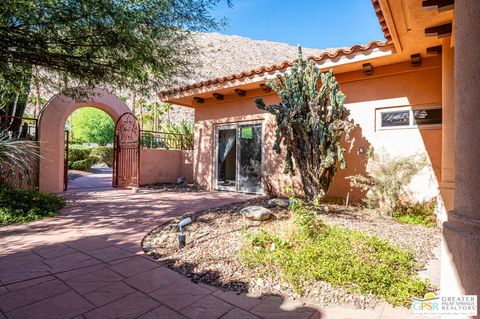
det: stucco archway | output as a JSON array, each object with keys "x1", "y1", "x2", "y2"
[{"x1": 38, "y1": 88, "x2": 131, "y2": 193}]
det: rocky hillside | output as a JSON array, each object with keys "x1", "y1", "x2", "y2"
[{"x1": 183, "y1": 32, "x2": 334, "y2": 84}]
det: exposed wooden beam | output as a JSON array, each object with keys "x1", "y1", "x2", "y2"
[
  {"x1": 425, "y1": 23, "x2": 452, "y2": 38},
  {"x1": 234, "y1": 89, "x2": 246, "y2": 97},
  {"x1": 362, "y1": 63, "x2": 374, "y2": 75},
  {"x1": 422, "y1": 0, "x2": 454, "y2": 12},
  {"x1": 411, "y1": 53, "x2": 422, "y2": 67},
  {"x1": 426, "y1": 45, "x2": 443, "y2": 55},
  {"x1": 193, "y1": 97, "x2": 204, "y2": 103},
  {"x1": 260, "y1": 84, "x2": 271, "y2": 93},
  {"x1": 212, "y1": 93, "x2": 224, "y2": 100}
]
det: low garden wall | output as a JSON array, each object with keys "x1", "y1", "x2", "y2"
[{"x1": 139, "y1": 149, "x2": 193, "y2": 185}]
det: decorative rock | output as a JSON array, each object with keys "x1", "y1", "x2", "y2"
[
  {"x1": 267, "y1": 198, "x2": 290, "y2": 208},
  {"x1": 176, "y1": 176, "x2": 187, "y2": 184},
  {"x1": 131, "y1": 187, "x2": 139, "y2": 193},
  {"x1": 240, "y1": 206, "x2": 271, "y2": 221}
]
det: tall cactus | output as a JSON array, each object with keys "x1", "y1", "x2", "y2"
[{"x1": 256, "y1": 48, "x2": 353, "y2": 202}]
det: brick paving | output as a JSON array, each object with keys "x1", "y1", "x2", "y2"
[{"x1": 0, "y1": 188, "x2": 425, "y2": 319}]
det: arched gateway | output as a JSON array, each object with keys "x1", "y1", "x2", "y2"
[{"x1": 38, "y1": 88, "x2": 134, "y2": 193}]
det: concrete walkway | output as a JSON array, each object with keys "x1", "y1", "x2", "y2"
[
  {"x1": 68, "y1": 168, "x2": 113, "y2": 191},
  {"x1": 0, "y1": 189, "x2": 427, "y2": 319}
]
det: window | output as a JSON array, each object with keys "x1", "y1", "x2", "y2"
[
  {"x1": 377, "y1": 106, "x2": 442, "y2": 130},
  {"x1": 381, "y1": 110, "x2": 410, "y2": 127},
  {"x1": 413, "y1": 108, "x2": 442, "y2": 125}
]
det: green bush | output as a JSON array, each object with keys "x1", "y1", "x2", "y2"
[
  {"x1": 393, "y1": 200, "x2": 437, "y2": 227},
  {"x1": 240, "y1": 205, "x2": 429, "y2": 306},
  {"x1": 90, "y1": 146, "x2": 113, "y2": 167},
  {"x1": 68, "y1": 146, "x2": 93, "y2": 163},
  {"x1": 0, "y1": 187, "x2": 65, "y2": 226},
  {"x1": 69, "y1": 158, "x2": 94, "y2": 171}
]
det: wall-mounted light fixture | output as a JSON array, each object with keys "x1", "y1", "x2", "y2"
[{"x1": 363, "y1": 63, "x2": 374, "y2": 75}]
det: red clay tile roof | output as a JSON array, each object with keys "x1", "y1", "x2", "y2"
[
  {"x1": 159, "y1": 41, "x2": 389, "y2": 97},
  {"x1": 371, "y1": 0, "x2": 392, "y2": 43},
  {"x1": 159, "y1": 1, "x2": 393, "y2": 98}
]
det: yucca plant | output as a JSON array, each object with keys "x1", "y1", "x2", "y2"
[{"x1": 0, "y1": 135, "x2": 40, "y2": 188}]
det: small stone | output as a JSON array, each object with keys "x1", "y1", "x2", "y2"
[
  {"x1": 176, "y1": 176, "x2": 187, "y2": 184},
  {"x1": 240, "y1": 206, "x2": 271, "y2": 221},
  {"x1": 131, "y1": 187, "x2": 139, "y2": 193},
  {"x1": 267, "y1": 198, "x2": 290, "y2": 208}
]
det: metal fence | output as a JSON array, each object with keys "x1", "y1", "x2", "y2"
[
  {"x1": 140, "y1": 130, "x2": 193, "y2": 150},
  {"x1": 0, "y1": 115, "x2": 38, "y2": 141}
]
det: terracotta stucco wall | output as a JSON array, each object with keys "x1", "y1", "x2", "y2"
[
  {"x1": 192, "y1": 60, "x2": 443, "y2": 201},
  {"x1": 139, "y1": 149, "x2": 193, "y2": 185}
]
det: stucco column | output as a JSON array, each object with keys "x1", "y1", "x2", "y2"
[
  {"x1": 441, "y1": 0, "x2": 480, "y2": 308},
  {"x1": 440, "y1": 38, "x2": 455, "y2": 212}
]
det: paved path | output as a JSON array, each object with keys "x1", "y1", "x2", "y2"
[
  {"x1": 68, "y1": 168, "x2": 113, "y2": 191},
  {"x1": 0, "y1": 189, "x2": 428, "y2": 319}
]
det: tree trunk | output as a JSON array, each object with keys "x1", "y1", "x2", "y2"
[
  {"x1": 34, "y1": 67, "x2": 41, "y2": 118},
  {"x1": 131, "y1": 90, "x2": 136, "y2": 115}
]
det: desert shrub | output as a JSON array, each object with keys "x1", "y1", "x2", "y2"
[
  {"x1": 240, "y1": 204, "x2": 428, "y2": 306},
  {"x1": 393, "y1": 200, "x2": 437, "y2": 227},
  {"x1": 0, "y1": 187, "x2": 65, "y2": 225},
  {"x1": 90, "y1": 146, "x2": 113, "y2": 167},
  {"x1": 69, "y1": 158, "x2": 94, "y2": 171},
  {"x1": 348, "y1": 151, "x2": 428, "y2": 215}
]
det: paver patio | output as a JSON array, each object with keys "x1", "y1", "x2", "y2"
[{"x1": 0, "y1": 188, "x2": 430, "y2": 319}]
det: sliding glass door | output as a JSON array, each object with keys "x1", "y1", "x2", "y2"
[{"x1": 215, "y1": 122, "x2": 263, "y2": 194}]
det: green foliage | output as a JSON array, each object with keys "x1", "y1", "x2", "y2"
[
  {"x1": 69, "y1": 158, "x2": 93, "y2": 171},
  {"x1": 70, "y1": 108, "x2": 114, "y2": 146},
  {"x1": 0, "y1": 187, "x2": 65, "y2": 225},
  {"x1": 1, "y1": 0, "x2": 226, "y2": 112},
  {"x1": 393, "y1": 200, "x2": 437, "y2": 227},
  {"x1": 0, "y1": 137, "x2": 39, "y2": 187},
  {"x1": 256, "y1": 48, "x2": 353, "y2": 202},
  {"x1": 161, "y1": 120, "x2": 194, "y2": 135},
  {"x1": 68, "y1": 145, "x2": 93, "y2": 163},
  {"x1": 348, "y1": 150, "x2": 428, "y2": 215},
  {"x1": 240, "y1": 204, "x2": 429, "y2": 306},
  {"x1": 90, "y1": 146, "x2": 113, "y2": 167},
  {"x1": 68, "y1": 145, "x2": 112, "y2": 170}
]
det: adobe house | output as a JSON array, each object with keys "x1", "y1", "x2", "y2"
[{"x1": 161, "y1": 0, "x2": 480, "y2": 302}]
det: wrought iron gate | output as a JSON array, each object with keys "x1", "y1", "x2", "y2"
[
  {"x1": 64, "y1": 130, "x2": 69, "y2": 191},
  {"x1": 113, "y1": 112, "x2": 140, "y2": 188}
]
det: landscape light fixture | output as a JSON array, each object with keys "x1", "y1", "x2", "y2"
[{"x1": 178, "y1": 217, "x2": 192, "y2": 249}]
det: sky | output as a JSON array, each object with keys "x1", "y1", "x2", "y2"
[{"x1": 211, "y1": 0, "x2": 385, "y2": 49}]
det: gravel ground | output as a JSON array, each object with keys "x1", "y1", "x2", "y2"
[
  {"x1": 143, "y1": 199, "x2": 441, "y2": 309},
  {"x1": 143, "y1": 183, "x2": 202, "y2": 193}
]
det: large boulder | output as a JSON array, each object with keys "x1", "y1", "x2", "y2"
[
  {"x1": 267, "y1": 198, "x2": 290, "y2": 208},
  {"x1": 241, "y1": 206, "x2": 271, "y2": 221}
]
